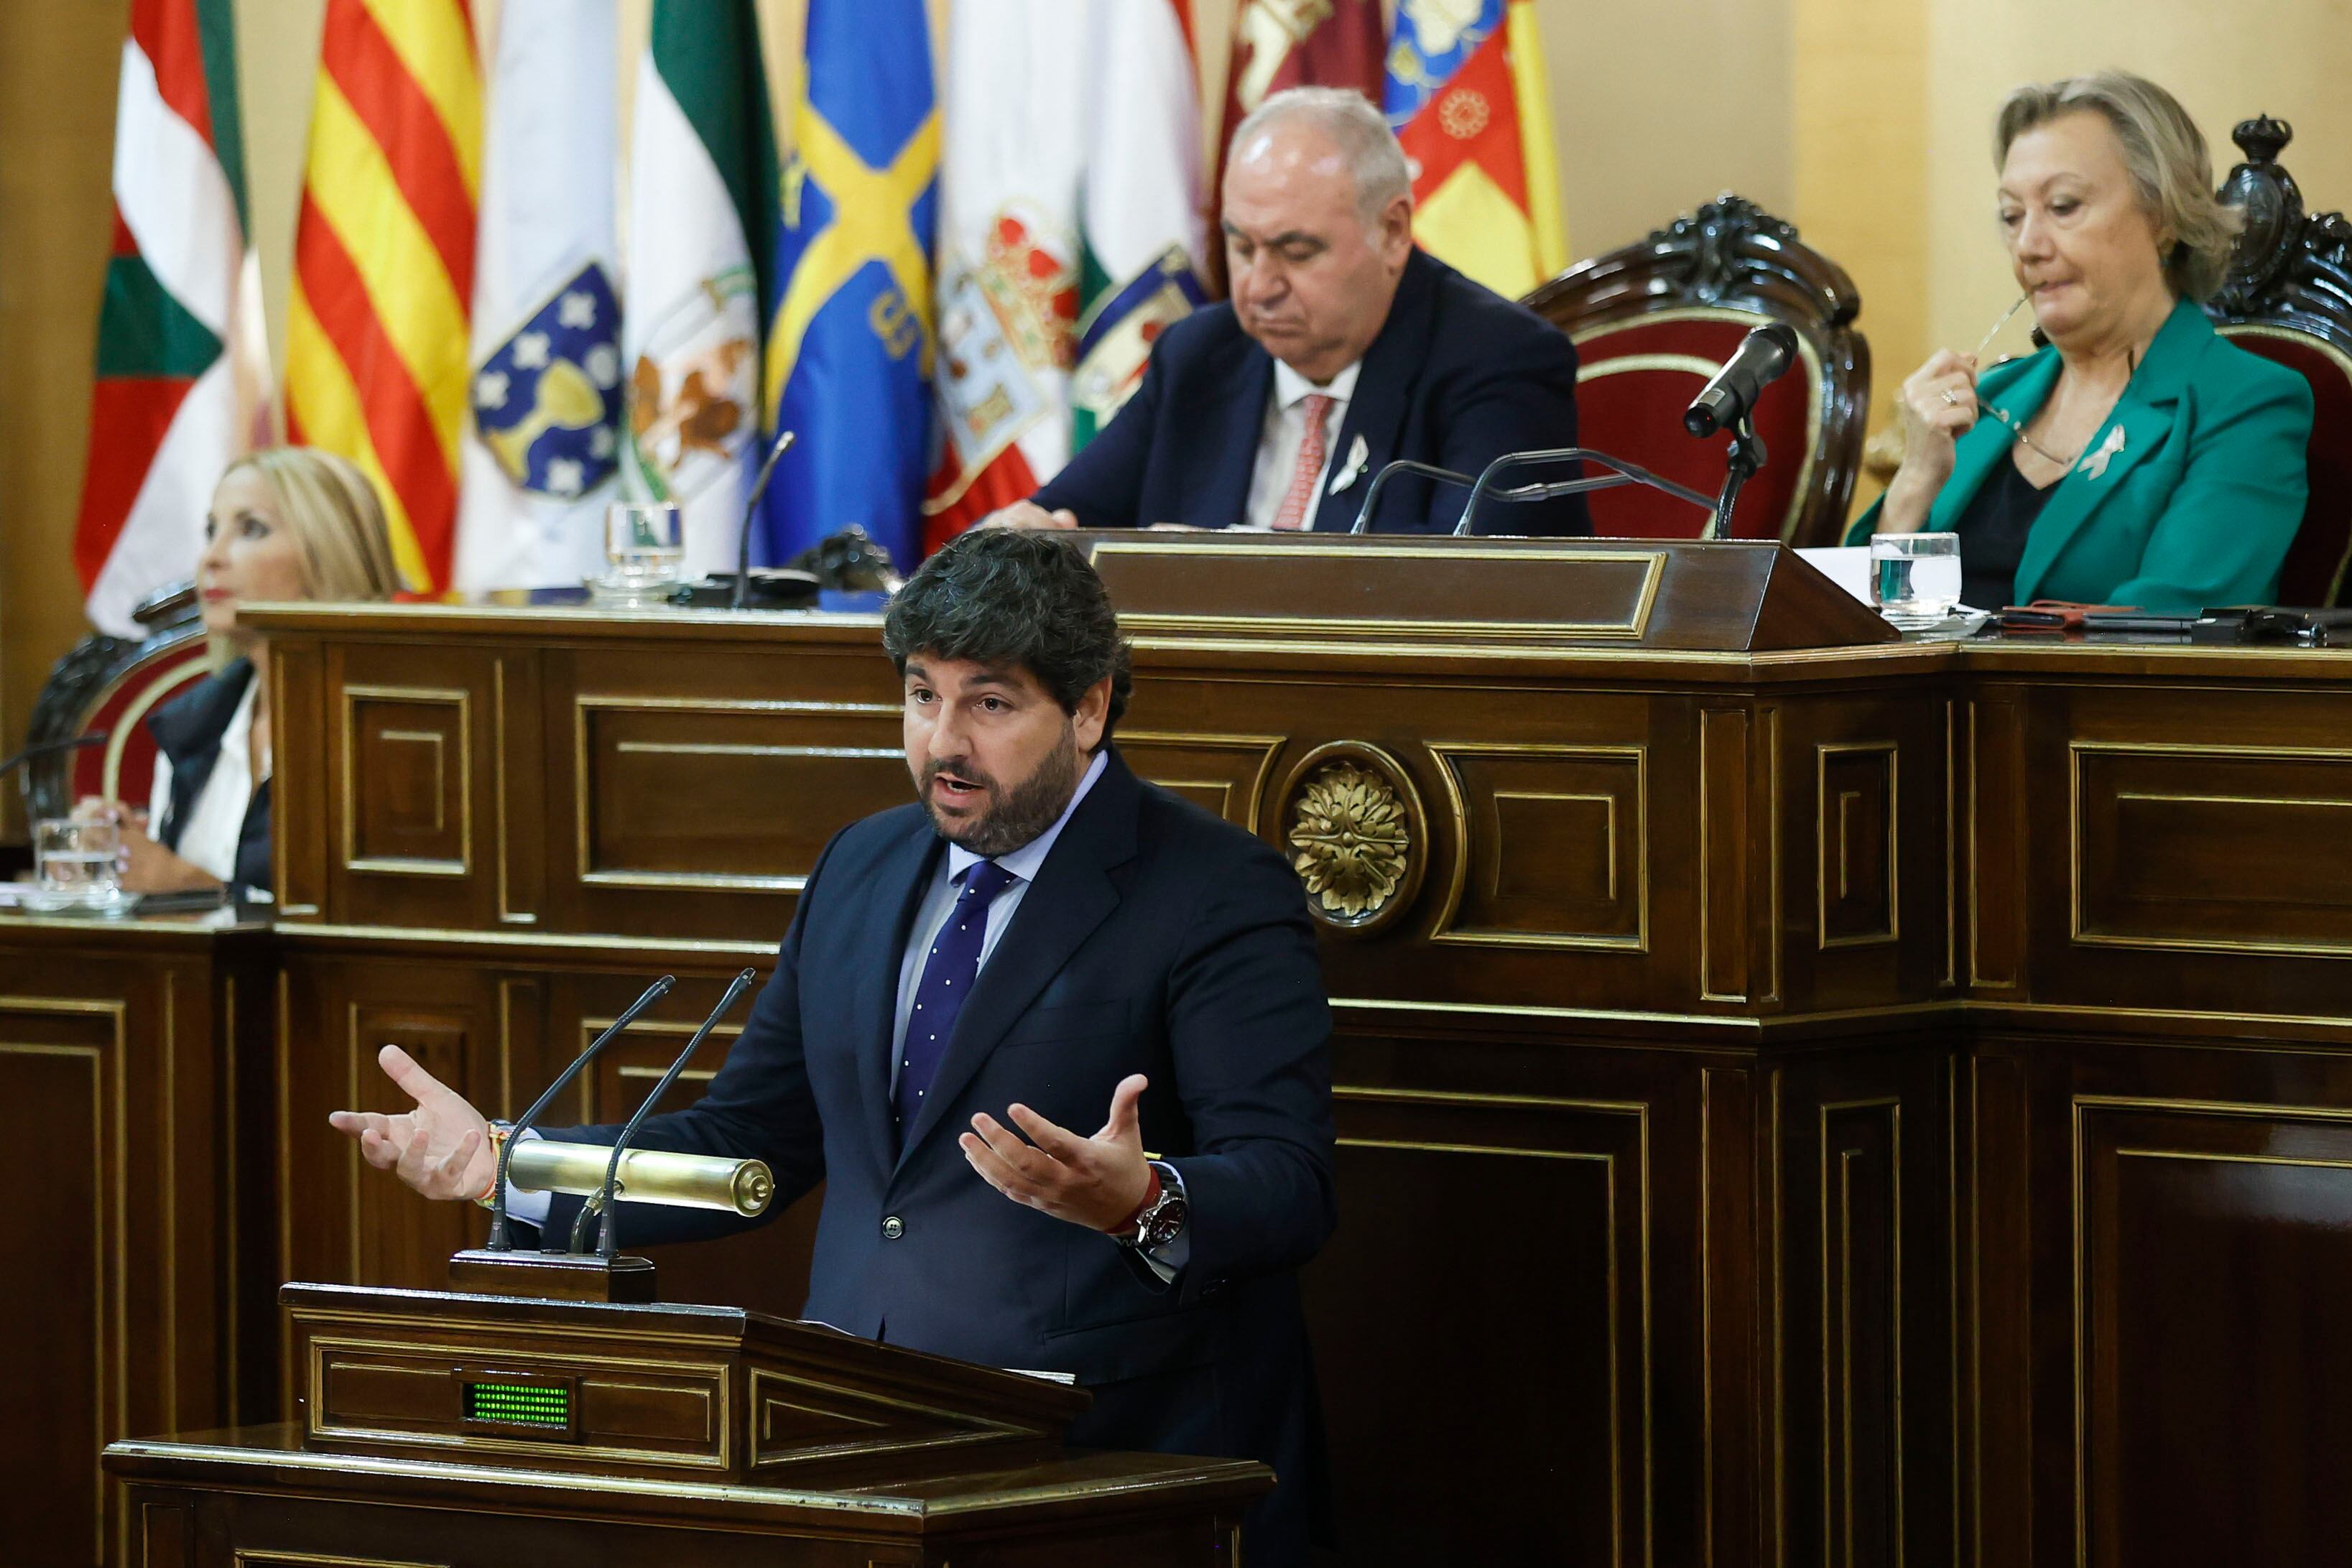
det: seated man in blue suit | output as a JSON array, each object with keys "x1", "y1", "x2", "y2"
[
  {"x1": 330, "y1": 529, "x2": 1339, "y2": 1564},
  {"x1": 994, "y1": 85, "x2": 1588, "y2": 537}
]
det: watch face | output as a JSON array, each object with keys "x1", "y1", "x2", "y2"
[{"x1": 1142, "y1": 1196, "x2": 1189, "y2": 1250}]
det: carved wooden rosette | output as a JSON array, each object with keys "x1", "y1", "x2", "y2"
[{"x1": 1274, "y1": 741, "x2": 1428, "y2": 937}]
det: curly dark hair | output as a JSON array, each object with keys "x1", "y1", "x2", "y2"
[{"x1": 882, "y1": 529, "x2": 1134, "y2": 741}]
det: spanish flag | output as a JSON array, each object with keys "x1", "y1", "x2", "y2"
[
  {"x1": 286, "y1": 0, "x2": 481, "y2": 592},
  {"x1": 1384, "y1": 0, "x2": 1566, "y2": 301}
]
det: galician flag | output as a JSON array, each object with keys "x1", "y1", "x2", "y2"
[
  {"x1": 620, "y1": 0, "x2": 777, "y2": 580},
  {"x1": 75, "y1": 0, "x2": 272, "y2": 637},
  {"x1": 924, "y1": 0, "x2": 1206, "y2": 549},
  {"x1": 1384, "y1": 0, "x2": 1568, "y2": 300},
  {"x1": 452, "y1": 0, "x2": 623, "y2": 593},
  {"x1": 764, "y1": 0, "x2": 938, "y2": 570},
  {"x1": 285, "y1": 0, "x2": 481, "y2": 593}
]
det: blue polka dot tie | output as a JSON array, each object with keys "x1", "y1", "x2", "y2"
[{"x1": 895, "y1": 859, "x2": 1017, "y2": 1132}]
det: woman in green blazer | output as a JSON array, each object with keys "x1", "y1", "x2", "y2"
[{"x1": 1850, "y1": 73, "x2": 2312, "y2": 613}]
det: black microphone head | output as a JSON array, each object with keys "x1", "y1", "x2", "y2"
[{"x1": 1751, "y1": 320, "x2": 1799, "y2": 375}]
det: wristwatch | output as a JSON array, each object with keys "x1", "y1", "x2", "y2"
[
  {"x1": 1109, "y1": 1161, "x2": 1188, "y2": 1251},
  {"x1": 471, "y1": 1120, "x2": 515, "y2": 1210}
]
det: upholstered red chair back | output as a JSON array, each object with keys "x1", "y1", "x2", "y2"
[
  {"x1": 17, "y1": 589, "x2": 208, "y2": 824},
  {"x1": 1525, "y1": 196, "x2": 1869, "y2": 545},
  {"x1": 2208, "y1": 116, "x2": 2352, "y2": 606}
]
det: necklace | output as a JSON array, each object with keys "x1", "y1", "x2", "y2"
[{"x1": 1984, "y1": 345, "x2": 2139, "y2": 472}]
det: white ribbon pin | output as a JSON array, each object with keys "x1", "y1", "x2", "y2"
[
  {"x1": 2079, "y1": 425, "x2": 2126, "y2": 480},
  {"x1": 1328, "y1": 433, "x2": 1370, "y2": 493}
]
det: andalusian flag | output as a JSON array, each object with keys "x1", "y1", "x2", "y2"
[
  {"x1": 1075, "y1": 0, "x2": 1208, "y2": 450},
  {"x1": 764, "y1": 0, "x2": 938, "y2": 569},
  {"x1": 75, "y1": 0, "x2": 270, "y2": 637},
  {"x1": 1384, "y1": 0, "x2": 1567, "y2": 300},
  {"x1": 286, "y1": 0, "x2": 481, "y2": 592},
  {"x1": 621, "y1": 0, "x2": 777, "y2": 580},
  {"x1": 452, "y1": 0, "x2": 622, "y2": 593}
]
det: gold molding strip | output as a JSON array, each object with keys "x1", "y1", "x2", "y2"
[
  {"x1": 1815, "y1": 741, "x2": 1901, "y2": 950},
  {"x1": 1426, "y1": 741, "x2": 1650, "y2": 953},
  {"x1": 340, "y1": 684, "x2": 474, "y2": 879}
]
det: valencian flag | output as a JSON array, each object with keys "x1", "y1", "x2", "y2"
[
  {"x1": 286, "y1": 0, "x2": 481, "y2": 592},
  {"x1": 1221, "y1": 0, "x2": 1385, "y2": 171},
  {"x1": 75, "y1": 0, "x2": 272, "y2": 636},
  {"x1": 1384, "y1": 0, "x2": 1567, "y2": 300},
  {"x1": 453, "y1": 0, "x2": 622, "y2": 593},
  {"x1": 764, "y1": 0, "x2": 939, "y2": 570},
  {"x1": 924, "y1": 0, "x2": 1208, "y2": 550},
  {"x1": 621, "y1": 0, "x2": 777, "y2": 580}
]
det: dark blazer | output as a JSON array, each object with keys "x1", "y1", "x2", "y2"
[
  {"x1": 146, "y1": 657, "x2": 272, "y2": 894},
  {"x1": 1846, "y1": 299, "x2": 2315, "y2": 610},
  {"x1": 1033, "y1": 247, "x2": 1590, "y2": 535},
  {"x1": 542, "y1": 750, "x2": 1337, "y2": 1562}
]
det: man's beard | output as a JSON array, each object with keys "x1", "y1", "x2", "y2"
[{"x1": 917, "y1": 724, "x2": 1082, "y2": 857}]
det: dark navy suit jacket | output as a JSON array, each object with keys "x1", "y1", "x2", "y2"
[
  {"x1": 1033, "y1": 246, "x2": 1589, "y2": 535},
  {"x1": 542, "y1": 749, "x2": 1336, "y2": 1560},
  {"x1": 146, "y1": 657, "x2": 272, "y2": 894}
]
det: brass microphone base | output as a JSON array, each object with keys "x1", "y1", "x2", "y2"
[{"x1": 449, "y1": 1248, "x2": 657, "y2": 1304}]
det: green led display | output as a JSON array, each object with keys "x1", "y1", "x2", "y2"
[{"x1": 464, "y1": 1381, "x2": 571, "y2": 1429}]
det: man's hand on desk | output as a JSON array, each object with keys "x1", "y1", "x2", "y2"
[
  {"x1": 960, "y1": 1072, "x2": 1154, "y2": 1233},
  {"x1": 979, "y1": 501, "x2": 1080, "y2": 531},
  {"x1": 328, "y1": 1044, "x2": 495, "y2": 1202}
]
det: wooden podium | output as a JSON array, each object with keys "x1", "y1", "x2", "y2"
[{"x1": 104, "y1": 1281, "x2": 1269, "y2": 1565}]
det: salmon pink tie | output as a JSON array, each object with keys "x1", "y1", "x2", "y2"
[{"x1": 1272, "y1": 394, "x2": 1336, "y2": 531}]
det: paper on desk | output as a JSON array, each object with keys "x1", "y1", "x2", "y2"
[
  {"x1": 1795, "y1": 546, "x2": 1874, "y2": 607},
  {"x1": 0, "y1": 881, "x2": 32, "y2": 907}
]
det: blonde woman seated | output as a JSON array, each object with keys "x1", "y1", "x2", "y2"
[
  {"x1": 85, "y1": 449, "x2": 399, "y2": 895},
  {"x1": 1851, "y1": 73, "x2": 2313, "y2": 612}
]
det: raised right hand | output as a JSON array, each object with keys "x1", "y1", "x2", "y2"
[
  {"x1": 328, "y1": 1044, "x2": 494, "y2": 1202},
  {"x1": 1895, "y1": 349, "x2": 1982, "y2": 483}
]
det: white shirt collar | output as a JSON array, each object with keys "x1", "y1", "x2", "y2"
[
  {"x1": 945, "y1": 747, "x2": 1110, "y2": 886},
  {"x1": 1272, "y1": 356, "x2": 1361, "y2": 412}
]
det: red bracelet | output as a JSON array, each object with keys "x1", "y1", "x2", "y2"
[{"x1": 1106, "y1": 1165, "x2": 1162, "y2": 1235}]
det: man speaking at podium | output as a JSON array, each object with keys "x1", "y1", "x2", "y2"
[
  {"x1": 992, "y1": 86, "x2": 1589, "y2": 536},
  {"x1": 330, "y1": 529, "x2": 1337, "y2": 1563}
]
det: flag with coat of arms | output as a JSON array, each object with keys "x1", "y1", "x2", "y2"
[
  {"x1": 923, "y1": 0, "x2": 1207, "y2": 549},
  {"x1": 763, "y1": 0, "x2": 940, "y2": 570},
  {"x1": 1384, "y1": 0, "x2": 1568, "y2": 300},
  {"x1": 453, "y1": 0, "x2": 624, "y2": 592}
]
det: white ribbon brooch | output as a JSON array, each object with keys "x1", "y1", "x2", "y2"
[
  {"x1": 1328, "y1": 433, "x2": 1371, "y2": 493},
  {"x1": 2079, "y1": 425, "x2": 2127, "y2": 480}
]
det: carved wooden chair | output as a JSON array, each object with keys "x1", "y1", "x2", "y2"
[
  {"x1": 2207, "y1": 116, "x2": 2352, "y2": 607},
  {"x1": 17, "y1": 585, "x2": 209, "y2": 824},
  {"x1": 1524, "y1": 195, "x2": 1871, "y2": 545}
]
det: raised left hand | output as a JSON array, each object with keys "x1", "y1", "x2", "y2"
[{"x1": 960, "y1": 1073, "x2": 1153, "y2": 1232}]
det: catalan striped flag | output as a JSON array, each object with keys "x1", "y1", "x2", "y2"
[
  {"x1": 763, "y1": 0, "x2": 938, "y2": 569},
  {"x1": 75, "y1": 0, "x2": 270, "y2": 636},
  {"x1": 1384, "y1": 0, "x2": 1567, "y2": 300},
  {"x1": 286, "y1": 0, "x2": 481, "y2": 592}
]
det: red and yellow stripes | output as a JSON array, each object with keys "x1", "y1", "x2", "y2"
[{"x1": 286, "y1": 0, "x2": 479, "y2": 590}]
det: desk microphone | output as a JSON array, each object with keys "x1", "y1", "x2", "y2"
[
  {"x1": 0, "y1": 730, "x2": 108, "y2": 779},
  {"x1": 728, "y1": 428, "x2": 799, "y2": 610},
  {"x1": 1685, "y1": 323, "x2": 1797, "y2": 437},
  {"x1": 1352, "y1": 460, "x2": 1583, "y2": 536},
  {"x1": 484, "y1": 973, "x2": 675, "y2": 1251},
  {"x1": 580, "y1": 968, "x2": 759, "y2": 1258}
]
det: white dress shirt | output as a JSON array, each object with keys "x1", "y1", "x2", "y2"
[
  {"x1": 147, "y1": 676, "x2": 262, "y2": 883},
  {"x1": 1241, "y1": 358, "x2": 1362, "y2": 532}
]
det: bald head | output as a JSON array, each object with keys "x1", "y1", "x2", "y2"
[{"x1": 1221, "y1": 88, "x2": 1415, "y2": 382}]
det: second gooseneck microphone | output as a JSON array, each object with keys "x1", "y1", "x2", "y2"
[{"x1": 1685, "y1": 323, "x2": 1799, "y2": 437}]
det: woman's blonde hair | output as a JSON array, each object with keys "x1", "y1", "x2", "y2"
[
  {"x1": 1994, "y1": 72, "x2": 2243, "y2": 302},
  {"x1": 218, "y1": 447, "x2": 403, "y2": 602}
]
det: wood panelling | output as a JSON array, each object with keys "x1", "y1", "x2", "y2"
[{"x1": 1432, "y1": 742, "x2": 1648, "y2": 951}]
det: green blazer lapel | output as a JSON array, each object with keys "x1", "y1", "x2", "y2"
[
  {"x1": 1930, "y1": 351, "x2": 2060, "y2": 533},
  {"x1": 2012, "y1": 300, "x2": 2208, "y2": 601}
]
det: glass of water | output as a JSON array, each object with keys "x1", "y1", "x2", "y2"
[
  {"x1": 603, "y1": 502, "x2": 685, "y2": 589},
  {"x1": 1870, "y1": 532, "x2": 1963, "y2": 628},
  {"x1": 35, "y1": 817, "x2": 121, "y2": 908}
]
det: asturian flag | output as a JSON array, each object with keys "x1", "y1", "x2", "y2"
[
  {"x1": 75, "y1": 0, "x2": 272, "y2": 636},
  {"x1": 764, "y1": 0, "x2": 939, "y2": 569},
  {"x1": 1384, "y1": 0, "x2": 1568, "y2": 300},
  {"x1": 924, "y1": 0, "x2": 1206, "y2": 548},
  {"x1": 453, "y1": 0, "x2": 622, "y2": 592},
  {"x1": 621, "y1": 0, "x2": 777, "y2": 579}
]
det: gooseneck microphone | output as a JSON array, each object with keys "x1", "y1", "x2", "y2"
[
  {"x1": 727, "y1": 428, "x2": 799, "y2": 610},
  {"x1": 577, "y1": 968, "x2": 759, "y2": 1258},
  {"x1": 484, "y1": 973, "x2": 676, "y2": 1251},
  {"x1": 1685, "y1": 323, "x2": 1798, "y2": 437},
  {"x1": 0, "y1": 730, "x2": 108, "y2": 778}
]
